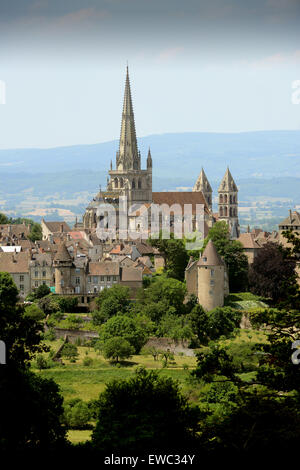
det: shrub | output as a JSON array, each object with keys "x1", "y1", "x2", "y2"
[
  {"x1": 83, "y1": 356, "x2": 93, "y2": 367},
  {"x1": 36, "y1": 354, "x2": 49, "y2": 370},
  {"x1": 63, "y1": 399, "x2": 92, "y2": 429},
  {"x1": 44, "y1": 328, "x2": 56, "y2": 341}
]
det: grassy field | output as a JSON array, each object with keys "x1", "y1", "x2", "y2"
[
  {"x1": 36, "y1": 342, "x2": 197, "y2": 401},
  {"x1": 33, "y1": 328, "x2": 268, "y2": 444}
]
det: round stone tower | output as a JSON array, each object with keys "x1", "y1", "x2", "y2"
[{"x1": 53, "y1": 242, "x2": 73, "y2": 294}]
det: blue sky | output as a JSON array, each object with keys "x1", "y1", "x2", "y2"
[{"x1": 0, "y1": 0, "x2": 299, "y2": 148}]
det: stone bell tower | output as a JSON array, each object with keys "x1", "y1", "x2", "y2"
[
  {"x1": 218, "y1": 167, "x2": 239, "y2": 237},
  {"x1": 193, "y1": 167, "x2": 212, "y2": 211}
]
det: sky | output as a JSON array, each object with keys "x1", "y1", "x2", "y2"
[{"x1": 0, "y1": 0, "x2": 300, "y2": 149}]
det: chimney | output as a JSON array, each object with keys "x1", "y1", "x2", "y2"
[
  {"x1": 60, "y1": 223, "x2": 64, "y2": 233},
  {"x1": 289, "y1": 209, "x2": 292, "y2": 224},
  {"x1": 8, "y1": 225, "x2": 12, "y2": 235}
]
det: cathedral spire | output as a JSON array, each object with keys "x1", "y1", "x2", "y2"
[
  {"x1": 117, "y1": 66, "x2": 139, "y2": 171},
  {"x1": 147, "y1": 147, "x2": 152, "y2": 168}
]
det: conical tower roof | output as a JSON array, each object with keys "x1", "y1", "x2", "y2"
[
  {"x1": 193, "y1": 167, "x2": 212, "y2": 192},
  {"x1": 118, "y1": 66, "x2": 139, "y2": 170},
  {"x1": 54, "y1": 242, "x2": 72, "y2": 262},
  {"x1": 197, "y1": 239, "x2": 224, "y2": 266},
  {"x1": 218, "y1": 167, "x2": 238, "y2": 192}
]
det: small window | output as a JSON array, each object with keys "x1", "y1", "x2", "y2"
[
  {"x1": 113, "y1": 276, "x2": 117, "y2": 281},
  {"x1": 35, "y1": 271, "x2": 38, "y2": 277},
  {"x1": 210, "y1": 269, "x2": 214, "y2": 277},
  {"x1": 75, "y1": 268, "x2": 80, "y2": 273},
  {"x1": 61, "y1": 279, "x2": 64, "y2": 287},
  {"x1": 93, "y1": 276, "x2": 98, "y2": 284},
  {"x1": 203, "y1": 257, "x2": 207, "y2": 262},
  {"x1": 35, "y1": 281, "x2": 39, "y2": 287},
  {"x1": 107, "y1": 276, "x2": 111, "y2": 282},
  {"x1": 100, "y1": 276, "x2": 104, "y2": 282},
  {"x1": 88, "y1": 276, "x2": 91, "y2": 283},
  {"x1": 20, "y1": 275, "x2": 24, "y2": 282},
  {"x1": 76, "y1": 277, "x2": 80, "y2": 285},
  {"x1": 210, "y1": 280, "x2": 214, "y2": 286},
  {"x1": 20, "y1": 284, "x2": 24, "y2": 291},
  {"x1": 42, "y1": 271, "x2": 46, "y2": 278}
]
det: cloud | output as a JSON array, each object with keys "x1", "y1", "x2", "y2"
[
  {"x1": 245, "y1": 50, "x2": 300, "y2": 68},
  {"x1": 157, "y1": 47, "x2": 184, "y2": 62},
  {"x1": 55, "y1": 8, "x2": 108, "y2": 27}
]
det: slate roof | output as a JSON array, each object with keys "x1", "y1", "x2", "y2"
[
  {"x1": 197, "y1": 240, "x2": 224, "y2": 266},
  {"x1": 121, "y1": 267, "x2": 143, "y2": 282},
  {"x1": 0, "y1": 252, "x2": 30, "y2": 273},
  {"x1": 152, "y1": 192, "x2": 209, "y2": 214},
  {"x1": 43, "y1": 221, "x2": 71, "y2": 233},
  {"x1": 279, "y1": 211, "x2": 300, "y2": 228},
  {"x1": 53, "y1": 243, "x2": 72, "y2": 262},
  {"x1": 89, "y1": 261, "x2": 120, "y2": 276}
]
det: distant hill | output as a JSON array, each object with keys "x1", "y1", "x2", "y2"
[
  {"x1": 0, "y1": 130, "x2": 300, "y2": 179},
  {"x1": 0, "y1": 130, "x2": 299, "y2": 231}
]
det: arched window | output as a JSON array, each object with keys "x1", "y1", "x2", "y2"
[
  {"x1": 114, "y1": 178, "x2": 118, "y2": 188},
  {"x1": 224, "y1": 206, "x2": 228, "y2": 216},
  {"x1": 230, "y1": 207, "x2": 232, "y2": 217},
  {"x1": 220, "y1": 206, "x2": 223, "y2": 216},
  {"x1": 138, "y1": 179, "x2": 142, "y2": 189},
  {"x1": 132, "y1": 179, "x2": 136, "y2": 189},
  {"x1": 230, "y1": 195, "x2": 232, "y2": 204},
  {"x1": 119, "y1": 178, "x2": 123, "y2": 188},
  {"x1": 219, "y1": 194, "x2": 223, "y2": 203},
  {"x1": 224, "y1": 194, "x2": 228, "y2": 203}
]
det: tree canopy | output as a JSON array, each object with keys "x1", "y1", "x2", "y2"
[{"x1": 91, "y1": 368, "x2": 201, "y2": 453}]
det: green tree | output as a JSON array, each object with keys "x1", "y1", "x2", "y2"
[
  {"x1": 61, "y1": 343, "x2": 79, "y2": 361},
  {"x1": 157, "y1": 313, "x2": 193, "y2": 342},
  {"x1": 148, "y1": 232, "x2": 189, "y2": 281},
  {"x1": 63, "y1": 399, "x2": 92, "y2": 430},
  {"x1": 99, "y1": 314, "x2": 148, "y2": 353},
  {"x1": 24, "y1": 303, "x2": 45, "y2": 321},
  {"x1": 91, "y1": 368, "x2": 201, "y2": 453},
  {"x1": 188, "y1": 305, "x2": 241, "y2": 346},
  {"x1": 34, "y1": 283, "x2": 51, "y2": 299},
  {"x1": 27, "y1": 222, "x2": 42, "y2": 242},
  {"x1": 103, "y1": 337, "x2": 134, "y2": 362},
  {"x1": 93, "y1": 285, "x2": 131, "y2": 324},
  {"x1": 38, "y1": 294, "x2": 60, "y2": 315},
  {"x1": 57, "y1": 296, "x2": 78, "y2": 313},
  {"x1": 0, "y1": 272, "x2": 46, "y2": 368},
  {"x1": 0, "y1": 367, "x2": 66, "y2": 452},
  {"x1": 142, "y1": 276, "x2": 186, "y2": 314},
  {"x1": 0, "y1": 273, "x2": 66, "y2": 452},
  {"x1": 249, "y1": 242, "x2": 296, "y2": 302},
  {"x1": 0, "y1": 212, "x2": 9, "y2": 224}
]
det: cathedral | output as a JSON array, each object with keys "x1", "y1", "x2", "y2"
[{"x1": 79, "y1": 67, "x2": 239, "y2": 239}]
